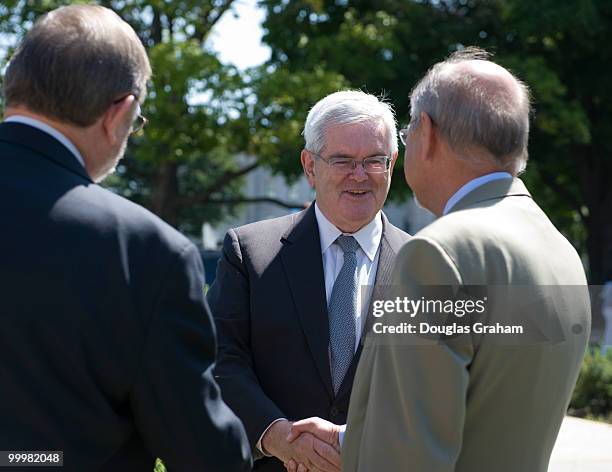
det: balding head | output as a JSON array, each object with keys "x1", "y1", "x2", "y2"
[
  {"x1": 409, "y1": 48, "x2": 531, "y2": 174},
  {"x1": 3, "y1": 4, "x2": 151, "y2": 127}
]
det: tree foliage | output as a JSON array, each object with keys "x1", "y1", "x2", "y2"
[
  {"x1": 1, "y1": 0, "x2": 609, "y2": 281},
  {"x1": 0, "y1": 0, "x2": 345, "y2": 234},
  {"x1": 261, "y1": 0, "x2": 612, "y2": 282}
]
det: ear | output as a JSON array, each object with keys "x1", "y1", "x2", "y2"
[
  {"x1": 389, "y1": 150, "x2": 399, "y2": 175},
  {"x1": 101, "y1": 95, "x2": 135, "y2": 145},
  {"x1": 301, "y1": 149, "x2": 316, "y2": 187},
  {"x1": 418, "y1": 111, "x2": 435, "y2": 162}
]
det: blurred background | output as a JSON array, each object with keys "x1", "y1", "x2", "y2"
[{"x1": 0, "y1": 0, "x2": 610, "y2": 336}]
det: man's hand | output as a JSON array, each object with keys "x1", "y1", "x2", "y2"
[
  {"x1": 287, "y1": 417, "x2": 342, "y2": 452},
  {"x1": 261, "y1": 419, "x2": 340, "y2": 472},
  {"x1": 283, "y1": 417, "x2": 343, "y2": 472}
]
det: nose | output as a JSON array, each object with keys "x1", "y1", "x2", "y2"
[{"x1": 350, "y1": 162, "x2": 368, "y2": 181}]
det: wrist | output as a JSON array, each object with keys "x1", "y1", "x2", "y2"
[{"x1": 261, "y1": 419, "x2": 292, "y2": 457}]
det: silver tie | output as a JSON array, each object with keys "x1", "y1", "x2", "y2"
[{"x1": 329, "y1": 235, "x2": 359, "y2": 394}]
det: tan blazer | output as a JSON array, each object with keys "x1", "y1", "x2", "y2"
[{"x1": 342, "y1": 178, "x2": 591, "y2": 472}]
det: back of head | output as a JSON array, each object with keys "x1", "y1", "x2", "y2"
[
  {"x1": 303, "y1": 90, "x2": 398, "y2": 156},
  {"x1": 410, "y1": 48, "x2": 531, "y2": 174},
  {"x1": 3, "y1": 4, "x2": 151, "y2": 127}
]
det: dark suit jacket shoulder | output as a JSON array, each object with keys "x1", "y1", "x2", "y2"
[{"x1": 222, "y1": 211, "x2": 302, "y2": 274}]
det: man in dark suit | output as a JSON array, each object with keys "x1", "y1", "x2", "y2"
[
  {"x1": 0, "y1": 5, "x2": 250, "y2": 471},
  {"x1": 207, "y1": 90, "x2": 411, "y2": 471}
]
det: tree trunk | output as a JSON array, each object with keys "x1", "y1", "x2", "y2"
[
  {"x1": 150, "y1": 161, "x2": 179, "y2": 227},
  {"x1": 151, "y1": 7, "x2": 162, "y2": 44},
  {"x1": 578, "y1": 143, "x2": 612, "y2": 285},
  {"x1": 585, "y1": 195, "x2": 612, "y2": 285}
]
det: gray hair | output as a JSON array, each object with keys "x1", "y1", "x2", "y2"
[
  {"x1": 3, "y1": 4, "x2": 151, "y2": 127},
  {"x1": 303, "y1": 90, "x2": 398, "y2": 156},
  {"x1": 409, "y1": 47, "x2": 531, "y2": 173}
]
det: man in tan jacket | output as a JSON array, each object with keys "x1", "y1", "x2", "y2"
[{"x1": 288, "y1": 48, "x2": 590, "y2": 472}]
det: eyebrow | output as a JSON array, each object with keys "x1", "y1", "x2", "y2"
[{"x1": 327, "y1": 152, "x2": 388, "y2": 159}]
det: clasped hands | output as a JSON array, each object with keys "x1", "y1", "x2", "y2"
[{"x1": 261, "y1": 417, "x2": 342, "y2": 472}]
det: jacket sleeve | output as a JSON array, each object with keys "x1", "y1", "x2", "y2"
[
  {"x1": 207, "y1": 229, "x2": 286, "y2": 453},
  {"x1": 130, "y1": 241, "x2": 252, "y2": 471}
]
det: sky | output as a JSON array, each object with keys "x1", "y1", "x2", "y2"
[
  {"x1": 206, "y1": 0, "x2": 271, "y2": 70},
  {"x1": 0, "y1": 1, "x2": 271, "y2": 72}
]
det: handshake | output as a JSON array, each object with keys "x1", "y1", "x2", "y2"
[{"x1": 261, "y1": 417, "x2": 344, "y2": 472}]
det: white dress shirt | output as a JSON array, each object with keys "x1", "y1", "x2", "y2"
[
  {"x1": 315, "y1": 203, "x2": 382, "y2": 348},
  {"x1": 257, "y1": 205, "x2": 383, "y2": 456},
  {"x1": 443, "y1": 171, "x2": 512, "y2": 215},
  {"x1": 4, "y1": 115, "x2": 86, "y2": 168}
]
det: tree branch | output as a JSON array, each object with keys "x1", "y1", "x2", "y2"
[
  {"x1": 208, "y1": 161, "x2": 260, "y2": 195},
  {"x1": 193, "y1": 0, "x2": 236, "y2": 42},
  {"x1": 208, "y1": 196, "x2": 310, "y2": 210},
  {"x1": 174, "y1": 161, "x2": 260, "y2": 207},
  {"x1": 207, "y1": 0, "x2": 235, "y2": 32}
]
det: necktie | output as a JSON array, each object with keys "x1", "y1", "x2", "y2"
[{"x1": 329, "y1": 235, "x2": 359, "y2": 394}]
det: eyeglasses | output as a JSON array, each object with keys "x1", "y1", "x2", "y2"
[
  {"x1": 399, "y1": 119, "x2": 418, "y2": 146},
  {"x1": 399, "y1": 115, "x2": 431, "y2": 145},
  {"x1": 399, "y1": 127, "x2": 409, "y2": 146},
  {"x1": 131, "y1": 110, "x2": 148, "y2": 135},
  {"x1": 310, "y1": 152, "x2": 391, "y2": 174},
  {"x1": 112, "y1": 94, "x2": 148, "y2": 135}
]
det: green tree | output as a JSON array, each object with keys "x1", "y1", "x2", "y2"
[
  {"x1": 261, "y1": 0, "x2": 612, "y2": 283},
  {"x1": 0, "y1": 0, "x2": 345, "y2": 234}
]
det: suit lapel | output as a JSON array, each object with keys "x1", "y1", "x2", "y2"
[{"x1": 280, "y1": 205, "x2": 334, "y2": 399}]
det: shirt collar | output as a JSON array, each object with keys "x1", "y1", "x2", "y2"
[
  {"x1": 314, "y1": 202, "x2": 382, "y2": 262},
  {"x1": 4, "y1": 115, "x2": 86, "y2": 168},
  {"x1": 443, "y1": 172, "x2": 513, "y2": 215}
]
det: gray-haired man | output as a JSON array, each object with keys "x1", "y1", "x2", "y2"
[{"x1": 207, "y1": 90, "x2": 410, "y2": 472}]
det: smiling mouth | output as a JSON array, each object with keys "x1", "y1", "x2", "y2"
[{"x1": 344, "y1": 190, "x2": 370, "y2": 195}]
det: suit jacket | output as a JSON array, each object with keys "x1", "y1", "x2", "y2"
[
  {"x1": 343, "y1": 178, "x2": 591, "y2": 472},
  {"x1": 207, "y1": 205, "x2": 410, "y2": 471},
  {"x1": 0, "y1": 122, "x2": 251, "y2": 471}
]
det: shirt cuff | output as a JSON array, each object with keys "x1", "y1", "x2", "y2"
[
  {"x1": 338, "y1": 424, "x2": 347, "y2": 449},
  {"x1": 256, "y1": 418, "x2": 288, "y2": 458}
]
